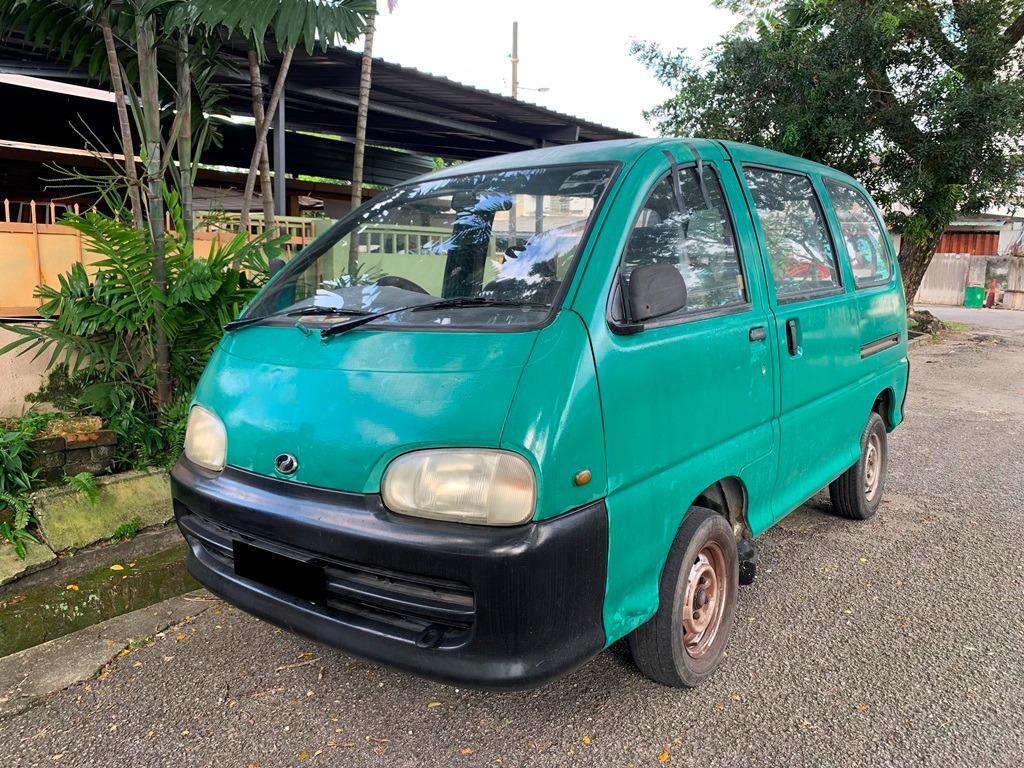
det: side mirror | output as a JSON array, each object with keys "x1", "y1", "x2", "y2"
[{"x1": 627, "y1": 263, "x2": 687, "y2": 323}]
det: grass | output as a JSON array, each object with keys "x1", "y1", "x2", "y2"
[{"x1": 110, "y1": 516, "x2": 143, "y2": 542}]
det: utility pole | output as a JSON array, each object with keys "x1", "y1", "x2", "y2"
[{"x1": 511, "y1": 20, "x2": 518, "y2": 100}]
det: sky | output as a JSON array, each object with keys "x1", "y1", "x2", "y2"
[{"x1": 370, "y1": 1, "x2": 740, "y2": 137}]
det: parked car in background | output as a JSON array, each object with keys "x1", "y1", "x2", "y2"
[{"x1": 172, "y1": 139, "x2": 909, "y2": 689}]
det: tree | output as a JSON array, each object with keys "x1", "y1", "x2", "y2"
[
  {"x1": 196, "y1": 0, "x2": 375, "y2": 235},
  {"x1": 0, "y1": 0, "x2": 231, "y2": 406},
  {"x1": 633, "y1": 1, "x2": 1024, "y2": 305}
]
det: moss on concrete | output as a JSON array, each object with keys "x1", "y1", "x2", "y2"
[
  {"x1": 0, "y1": 540, "x2": 56, "y2": 587},
  {"x1": 33, "y1": 469, "x2": 173, "y2": 552},
  {"x1": 0, "y1": 544, "x2": 197, "y2": 656}
]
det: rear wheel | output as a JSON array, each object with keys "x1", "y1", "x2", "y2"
[
  {"x1": 628, "y1": 507, "x2": 738, "y2": 687},
  {"x1": 829, "y1": 411, "x2": 888, "y2": 520}
]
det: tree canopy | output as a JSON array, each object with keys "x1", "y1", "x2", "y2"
[{"x1": 633, "y1": 0, "x2": 1024, "y2": 302}]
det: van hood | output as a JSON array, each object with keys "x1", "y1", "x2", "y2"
[{"x1": 192, "y1": 325, "x2": 538, "y2": 494}]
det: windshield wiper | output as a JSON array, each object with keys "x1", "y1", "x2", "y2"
[
  {"x1": 320, "y1": 297, "x2": 548, "y2": 339},
  {"x1": 287, "y1": 306, "x2": 371, "y2": 317},
  {"x1": 223, "y1": 306, "x2": 370, "y2": 332},
  {"x1": 224, "y1": 313, "x2": 280, "y2": 332}
]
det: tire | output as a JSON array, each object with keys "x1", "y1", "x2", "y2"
[
  {"x1": 628, "y1": 507, "x2": 739, "y2": 687},
  {"x1": 829, "y1": 411, "x2": 888, "y2": 520}
]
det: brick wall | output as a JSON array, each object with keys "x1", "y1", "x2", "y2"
[{"x1": 29, "y1": 429, "x2": 117, "y2": 480}]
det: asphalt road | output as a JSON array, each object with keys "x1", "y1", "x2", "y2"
[
  {"x1": 4, "y1": 322, "x2": 1024, "y2": 768},
  {"x1": 918, "y1": 304, "x2": 1024, "y2": 330}
]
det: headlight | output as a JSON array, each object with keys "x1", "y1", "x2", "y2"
[
  {"x1": 184, "y1": 405, "x2": 227, "y2": 472},
  {"x1": 381, "y1": 449, "x2": 536, "y2": 526}
]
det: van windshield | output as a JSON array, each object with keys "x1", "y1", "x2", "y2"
[{"x1": 243, "y1": 164, "x2": 616, "y2": 330}]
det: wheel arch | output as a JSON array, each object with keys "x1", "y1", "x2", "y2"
[
  {"x1": 873, "y1": 387, "x2": 896, "y2": 430},
  {"x1": 692, "y1": 476, "x2": 750, "y2": 541}
]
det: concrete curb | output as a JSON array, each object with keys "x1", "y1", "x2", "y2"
[
  {"x1": 0, "y1": 589, "x2": 216, "y2": 718},
  {"x1": 907, "y1": 330, "x2": 929, "y2": 347},
  {"x1": 0, "y1": 540, "x2": 55, "y2": 587}
]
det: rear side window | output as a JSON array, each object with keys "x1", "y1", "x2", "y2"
[
  {"x1": 743, "y1": 167, "x2": 840, "y2": 300},
  {"x1": 823, "y1": 178, "x2": 893, "y2": 287},
  {"x1": 613, "y1": 167, "x2": 746, "y2": 322}
]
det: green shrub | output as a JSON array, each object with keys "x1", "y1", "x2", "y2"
[
  {"x1": 1, "y1": 190, "x2": 283, "y2": 471},
  {"x1": 0, "y1": 414, "x2": 49, "y2": 558}
]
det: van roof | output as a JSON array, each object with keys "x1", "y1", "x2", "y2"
[{"x1": 410, "y1": 138, "x2": 856, "y2": 186}]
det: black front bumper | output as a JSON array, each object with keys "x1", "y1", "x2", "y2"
[{"x1": 171, "y1": 459, "x2": 608, "y2": 690}]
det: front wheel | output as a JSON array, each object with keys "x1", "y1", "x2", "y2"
[
  {"x1": 829, "y1": 411, "x2": 888, "y2": 520},
  {"x1": 628, "y1": 507, "x2": 739, "y2": 687}
]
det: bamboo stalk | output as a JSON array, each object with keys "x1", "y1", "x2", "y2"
[
  {"x1": 237, "y1": 46, "x2": 294, "y2": 247},
  {"x1": 100, "y1": 10, "x2": 143, "y2": 230},
  {"x1": 247, "y1": 49, "x2": 276, "y2": 231}
]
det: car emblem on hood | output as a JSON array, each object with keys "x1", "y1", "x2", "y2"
[{"x1": 275, "y1": 453, "x2": 299, "y2": 475}]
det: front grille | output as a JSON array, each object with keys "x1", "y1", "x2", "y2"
[{"x1": 177, "y1": 506, "x2": 475, "y2": 647}]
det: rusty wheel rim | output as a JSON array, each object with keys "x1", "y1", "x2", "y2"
[
  {"x1": 864, "y1": 431, "x2": 882, "y2": 502},
  {"x1": 681, "y1": 541, "x2": 728, "y2": 659}
]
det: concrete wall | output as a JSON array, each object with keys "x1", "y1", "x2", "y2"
[
  {"x1": 999, "y1": 220, "x2": 1024, "y2": 256},
  {"x1": 0, "y1": 325, "x2": 49, "y2": 417}
]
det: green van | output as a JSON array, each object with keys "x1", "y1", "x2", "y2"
[{"x1": 172, "y1": 139, "x2": 908, "y2": 689}]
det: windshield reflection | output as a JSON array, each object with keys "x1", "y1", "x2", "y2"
[{"x1": 243, "y1": 164, "x2": 615, "y2": 329}]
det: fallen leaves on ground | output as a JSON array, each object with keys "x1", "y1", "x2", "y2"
[{"x1": 109, "y1": 564, "x2": 124, "y2": 571}]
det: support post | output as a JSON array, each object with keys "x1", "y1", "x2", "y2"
[{"x1": 511, "y1": 21, "x2": 518, "y2": 99}]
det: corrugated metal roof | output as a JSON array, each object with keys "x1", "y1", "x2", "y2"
[
  {"x1": 0, "y1": 31, "x2": 639, "y2": 175},
  {"x1": 216, "y1": 43, "x2": 638, "y2": 160}
]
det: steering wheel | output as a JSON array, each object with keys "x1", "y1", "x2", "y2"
[{"x1": 378, "y1": 275, "x2": 429, "y2": 294}]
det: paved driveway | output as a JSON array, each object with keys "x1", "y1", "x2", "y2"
[{"x1": 3, "y1": 327, "x2": 1024, "y2": 768}]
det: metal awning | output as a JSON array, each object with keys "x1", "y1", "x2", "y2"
[
  {"x1": 217, "y1": 44, "x2": 637, "y2": 160},
  {"x1": 0, "y1": 33, "x2": 635, "y2": 161},
  {"x1": 0, "y1": 32, "x2": 637, "y2": 214}
]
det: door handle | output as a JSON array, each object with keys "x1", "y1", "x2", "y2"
[
  {"x1": 748, "y1": 325, "x2": 767, "y2": 342},
  {"x1": 785, "y1": 318, "x2": 800, "y2": 356}
]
